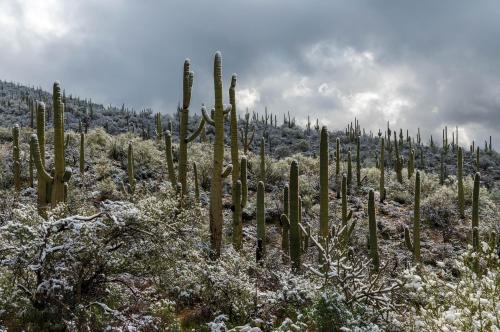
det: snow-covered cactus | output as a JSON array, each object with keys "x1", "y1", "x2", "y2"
[
  {"x1": 240, "y1": 110, "x2": 255, "y2": 154},
  {"x1": 472, "y1": 172, "x2": 480, "y2": 251},
  {"x1": 282, "y1": 185, "x2": 290, "y2": 261},
  {"x1": 319, "y1": 126, "x2": 329, "y2": 247},
  {"x1": 79, "y1": 132, "x2": 85, "y2": 175}
]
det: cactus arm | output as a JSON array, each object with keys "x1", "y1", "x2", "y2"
[
  {"x1": 248, "y1": 127, "x2": 256, "y2": 146},
  {"x1": 201, "y1": 106, "x2": 215, "y2": 126},
  {"x1": 221, "y1": 165, "x2": 233, "y2": 178},
  {"x1": 30, "y1": 135, "x2": 53, "y2": 183},
  {"x1": 186, "y1": 117, "x2": 206, "y2": 143},
  {"x1": 223, "y1": 105, "x2": 232, "y2": 115}
]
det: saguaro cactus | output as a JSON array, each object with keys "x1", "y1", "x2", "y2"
[
  {"x1": 282, "y1": 185, "x2": 290, "y2": 260},
  {"x1": 31, "y1": 85, "x2": 72, "y2": 214},
  {"x1": 127, "y1": 142, "x2": 135, "y2": 194},
  {"x1": 256, "y1": 181, "x2": 266, "y2": 260},
  {"x1": 12, "y1": 125, "x2": 21, "y2": 192},
  {"x1": 408, "y1": 149, "x2": 415, "y2": 179},
  {"x1": 379, "y1": 138, "x2": 385, "y2": 203},
  {"x1": 52, "y1": 82, "x2": 70, "y2": 204},
  {"x1": 405, "y1": 171, "x2": 421, "y2": 263},
  {"x1": 457, "y1": 147, "x2": 465, "y2": 218},
  {"x1": 368, "y1": 189, "x2": 379, "y2": 272},
  {"x1": 356, "y1": 135, "x2": 361, "y2": 188},
  {"x1": 289, "y1": 160, "x2": 301, "y2": 271},
  {"x1": 164, "y1": 131, "x2": 177, "y2": 188},
  {"x1": 202, "y1": 52, "x2": 233, "y2": 259},
  {"x1": 240, "y1": 110, "x2": 255, "y2": 154},
  {"x1": 233, "y1": 180, "x2": 242, "y2": 250},
  {"x1": 394, "y1": 132, "x2": 403, "y2": 183},
  {"x1": 336, "y1": 138, "x2": 341, "y2": 199},
  {"x1": 79, "y1": 132, "x2": 85, "y2": 175},
  {"x1": 177, "y1": 59, "x2": 206, "y2": 196},
  {"x1": 319, "y1": 127, "x2": 329, "y2": 246},
  {"x1": 472, "y1": 172, "x2": 480, "y2": 251},
  {"x1": 347, "y1": 150, "x2": 352, "y2": 194}
]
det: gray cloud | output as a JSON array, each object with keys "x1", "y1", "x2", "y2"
[{"x1": 1, "y1": 0, "x2": 499, "y2": 147}]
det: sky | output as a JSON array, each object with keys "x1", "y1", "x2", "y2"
[{"x1": 1, "y1": 0, "x2": 499, "y2": 147}]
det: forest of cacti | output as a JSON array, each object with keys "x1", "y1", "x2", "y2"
[{"x1": 0, "y1": 51, "x2": 499, "y2": 331}]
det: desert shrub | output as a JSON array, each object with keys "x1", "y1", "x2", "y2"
[{"x1": 401, "y1": 243, "x2": 499, "y2": 331}]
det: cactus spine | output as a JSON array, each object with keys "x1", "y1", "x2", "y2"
[
  {"x1": 379, "y1": 138, "x2": 385, "y2": 203},
  {"x1": 472, "y1": 172, "x2": 480, "y2": 251},
  {"x1": 127, "y1": 142, "x2": 135, "y2": 194},
  {"x1": 202, "y1": 52, "x2": 233, "y2": 259},
  {"x1": 319, "y1": 126, "x2": 329, "y2": 246},
  {"x1": 12, "y1": 125, "x2": 21, "y2": 192},
  {"x1": 256, "y1": 181, "x2": 266, "y2": 260},
  {"x1": 289, "y1": 160, "x2": 301, "y2": 271},
  {"x1": 282, "y1": 185, "x2": 290, "y2": 260},
  {"x1": 368, "y1": 189, "x2": 379, "y2": 272},
  {"x1": 457, "y1": 147, "x2": 465, "y2": 218},
  {"x1": 404, "y1": 171, "x2": 421, "y2": 263}
]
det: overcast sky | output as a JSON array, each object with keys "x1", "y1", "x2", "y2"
[{"x1": 1, "y1": 0, "x2": 499, "y2": 147}]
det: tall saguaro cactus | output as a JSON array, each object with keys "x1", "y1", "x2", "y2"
[
  {"x1": 256, "y1": 181, "x2": 266, "y2": 260},
  {"x1": 127, "y1": 142, "x2": 135, "y2": 195},
  {"x1": 289, "y1": 160, "x2": 301, "y2": 271},
  {"x1": 336, "y1": 137, "x2": 341, "y2": 199},
  {"x1": 164, "y1": 131, "x2": 177, "y2": 188},
  {"x1": 176, "y1": 59, "x2": 206, "y2": 197},
  {"x1": 368, "y1": 189, "x2": 379, "y2": 272},
  {"x1": 405, "y1": 171, "x2": 421, "y2": 263},
  {"x1": 79, "y1": 132, "x2": 85, "y2": 175},
  {"x1": 319, "y1": 126, "x2": 329, "y2": 246},
  {"x1": 282, "y1": 185, "x2": 290, "y2": 261},
  {"x1": 472, "y1": 172, "x2": 480, "y2": 251},
  {"x1": 12, "y1": 125, "x2": 21, "y2": 192},
  {"x1": 379, "y1": 138, "x2": 385, "y2": 203},
  {"x1": 52, "y1": 82, "x2": 70, "y2": 204},
  {"x1": 356, "y1": 135, "x2": 361, "y2": 188},
  {"x1": 457, "y1": 147, "x2": 465, "y2": 218},
  {"x1": 202, "y1": 52, "x2": 233, "y2": 259},
  {"x1": 31, "y1": 85, "x2": 72, "y2": 215}
]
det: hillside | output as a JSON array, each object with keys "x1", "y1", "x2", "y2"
[{"x1": 0, "y1": 60, "x2": 499, "y2": 332}]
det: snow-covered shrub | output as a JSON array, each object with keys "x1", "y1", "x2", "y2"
[{"x1": 402, "y1": 243, "x2": 499, "y2": 331}]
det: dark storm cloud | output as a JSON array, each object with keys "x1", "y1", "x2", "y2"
[{"x1": 1, "y1": 0, "x2": 499, "y2": 146}]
